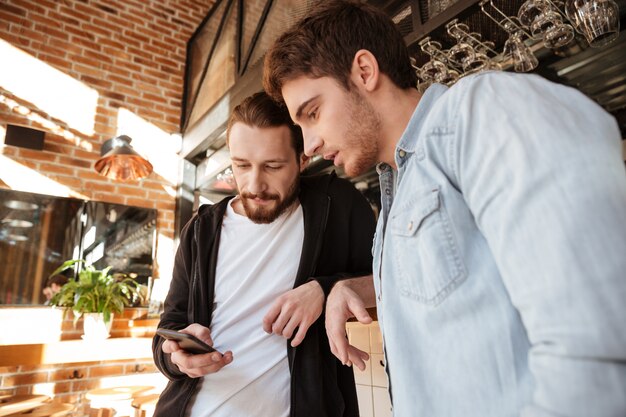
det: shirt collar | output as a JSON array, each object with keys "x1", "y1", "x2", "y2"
[{"x1": 396, "y1": 83, "x2": 449, "y2": 154}]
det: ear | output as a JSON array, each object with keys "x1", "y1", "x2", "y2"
[
  {"x1": 299, "y1": 154, "x2": 309, "y2": 172},
  {"x1": 350, "y1": 49, "x2": 380, "y2": 93}
]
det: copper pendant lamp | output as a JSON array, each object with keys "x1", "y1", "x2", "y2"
[{"x1": 94, "y1": 135, "x2": 153, "y2": 182}]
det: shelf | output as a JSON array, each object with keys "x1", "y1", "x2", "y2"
[
  {"x1": 128, "y1": 318, "x2": 160, "y2": 328},
  {"x1": 0, "y1": 337, "x2": 154, "y2": 367}
]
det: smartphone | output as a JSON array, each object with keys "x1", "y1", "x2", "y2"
[{"x1": 156, "y1": 328, "x2": 217, "y2": 354}]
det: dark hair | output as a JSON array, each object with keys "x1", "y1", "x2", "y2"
[
  {"x1": 45, "y1": 274, "x2": 69, "y2": 288},
  {"x1": 226, "y1": 91, "x2": 304, "y2": 156},
  {"x1": 263, "y1": 0, "x2": 417, "y2": 102}
]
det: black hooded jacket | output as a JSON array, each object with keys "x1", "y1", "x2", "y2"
[{"x1": 153, "y1": 173, "x2": 376, "y2": 417}]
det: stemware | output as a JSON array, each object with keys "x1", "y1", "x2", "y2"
[
  {"x1": 518, "y1": 0, "x2": 551, "y2": 31},
  {"x1": 531, "y1": 10, "x2": 575, "y2": 47},
  {"x1": 419, "y1": 59, "x2": 449, "y2": 82},
  {"x1": 446, "y1": 21, "x2": 477, "y2": 69},
  {"x1": 503, "y1": 30, "x2": 539, "y2": 72},
  {"x1": 476, "y1": 41, "x2": 503, "y2": 71},
  {"x1": 565, "y1": 0, "x2": 620, "y2": 47}
]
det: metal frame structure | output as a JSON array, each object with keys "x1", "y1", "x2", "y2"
[
  {"x1": 181, "y1": 0, "x2": 275, "y2": 133},
  {"x1": 176, "y1": 0, "x2": 625, "y2": 237}
]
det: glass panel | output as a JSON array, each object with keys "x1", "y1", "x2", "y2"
[
  {"x1": 82, "y1": 201, "x2": 156, "y2": 285},
  {"x1": 246, "y1": 0, "x2": 313, "y2": 71},
  {"x1": 187, "y1": 1, "x2": 238, "y2": 128},
  {"x1": 241, "y1": 0, "x2": 270, "y2": 68},
  {"x1": 0, "y1": 189, "x2": 156, "y2": 305},
  {"x1": 185, "y1": 0, "x2": 231, "y2": 122},
  {"x1": 0, "y1": 190, "x2": 83, "y2": 305},
  {"x1": 428, "y1": 0, "x2": 461, "y2": 19}
]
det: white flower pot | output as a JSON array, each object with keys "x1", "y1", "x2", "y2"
[{"x1": 82, "y1": 312, "x2": 113, "y2": 340}]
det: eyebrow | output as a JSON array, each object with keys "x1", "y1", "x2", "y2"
[
  {"x1": 294, "y1": 95, "x2": 319, "y2": 121},
  {"x1": 231, "y1": 157, "x2": 289, "y2": 163}
]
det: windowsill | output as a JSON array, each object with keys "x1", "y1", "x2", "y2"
[{"x1": 0, "y1": 337, "x2": 154, "y2": 366}]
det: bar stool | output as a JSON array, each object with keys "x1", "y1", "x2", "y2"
[
  {"x1": 0, "y1": 394, "x2": 50, "y2": 417},
  {"x1": 86, "y1": 386, "x2": 153, "y2": 417},
  {"x1": 6, "y1": 403, "x2": 73, "y2": 417},
  {"x1": 131, "y1": 393, "x2": 159, "y2": 417}
]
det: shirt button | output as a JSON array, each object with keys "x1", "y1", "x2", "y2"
[
  {"x1": 407, "y1": 221, "x2": 413, "y2": 231},
  {"x1": 398, "y1": 150, "x2": 406, "y2": 158},
  {"x1": 385, "y1": 189, "x2": 391, "y2": 195}
]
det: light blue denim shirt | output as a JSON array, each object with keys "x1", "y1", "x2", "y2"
[{"x1": 372, "y1": 71, "x2": 626, "y2": 417}]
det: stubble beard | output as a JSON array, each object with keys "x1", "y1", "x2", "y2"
[
  {"x1": 342, "y1": 88, "x2": 382, "y2": 177},
  {"x1": 240, "y1": 178, "x2": 300, "y2": 224}
]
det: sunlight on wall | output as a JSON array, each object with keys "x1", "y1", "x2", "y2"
[
  {"x1": 0, "y1": 155, "x2": 87, "y2": 199},
  {"x1": 0, "y1": 308, "x2": 63, "y2": 344},
  {"x1": 100, "y1": 373, "x2": 168, "y2": 392},
  {"x1": 0, "y1": 39, "x2": 98, "y2": 136},
  {"x1": 0, "y1": 125, "x2": 5, "y2": 143},
  {"x1": 117, "y1": 108, "x2": 181, "y2": 185},
  {"x1": 162, "y1": 185, "x2": 177, "y2": 198},
  {"x1": 151, "y1": 232, "x2": 174, "y2": 302},
  {"x1": 32, "y1": 382, "x2": 56, "y2": 397},
  {"x1": 0, "y1": 91, "x2": 94, "y2": 151}
]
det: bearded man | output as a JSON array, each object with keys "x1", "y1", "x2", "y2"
[{"x1": 153, "y1": 91, "x2": 375, "y2": 417}]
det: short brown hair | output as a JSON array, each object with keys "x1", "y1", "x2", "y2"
[
  {"x1": 226, "y1": 91, "x2": 304, "y2": 156},
  {"x1": 263, "y1": 0, "x2": 417, "y2": 102},
  {"x1": 45, "y1": 274, "x2": 69, "y2": 288}
]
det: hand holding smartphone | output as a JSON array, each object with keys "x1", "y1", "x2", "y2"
[{"x1": 157, "y1": 328, "x2": 217, "y2": 354}]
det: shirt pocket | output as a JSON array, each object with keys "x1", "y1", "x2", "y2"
[{"x1": 389, "y1": 187, "x2": 467, "y2": 306}]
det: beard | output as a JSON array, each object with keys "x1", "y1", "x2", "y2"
[
  {"x1": 342, "y1": 87, "x2": 382, "y2": 177},
  {"x1": 239, "y1": 178, "x2": 300, "y2": 224}
]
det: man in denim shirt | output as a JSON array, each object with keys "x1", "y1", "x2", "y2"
[{"x1": 264, "y1": 1, "x2": 626, "y2": 416}]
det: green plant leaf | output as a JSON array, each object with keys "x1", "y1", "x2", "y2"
[
  {"x1": 47, "y1": 259, "x2": 143, "y2": 325},
  {"x1": 48, "y1": 259, "x2": 83, "y2": 278}
]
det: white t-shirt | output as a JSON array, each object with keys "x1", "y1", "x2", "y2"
[{"x1": 187, "y1": 198, "x2": 304, "y2": 417}]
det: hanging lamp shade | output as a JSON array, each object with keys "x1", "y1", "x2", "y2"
[{"x1": 94, "y1": 135, "x2": 153, "y2": 182}]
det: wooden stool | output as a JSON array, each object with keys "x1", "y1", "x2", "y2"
[
  {"x1": 0, "y1": 395, "x2": 50, "y2": 417},
  {"x1": 131, "y1": 394, "x2": 159, "y2": 417},
  {"x1": 88, "y1": 408, "x2": 115, "y2": 417},
  {"x1": 6, "y1": 403, "x2": 73, "y2": 417},
  {"x1": 86, "y1": 386, "x2": 153, "y2": 417}
]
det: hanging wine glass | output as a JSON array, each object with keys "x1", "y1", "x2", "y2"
[
  {"x1": 460, "y1": 32, "x2": 490, "y2": 73},
  {"x1": 446, "y1": 20, "x2": 477, "y2": 69},
  {"x1": 503, "y1": 30, "x2": 539, "y2": 72},
  {"x1": 476, "y1": 41, "x2": 503, "y2": 71},
  {"x1": 565, "y1": 0, "x2": 620, "y2": 47},
  {"x1": 434, "y1": 68, "x2": 461, "y2": 85},
  {"x1": 530, "y1": 10, "x2": 575, "y2": 48},
  {"x1": 419, "y1": 59, "x2": 449, "y2": 82},
  {"x1": 518, "y1": 0, "x2": 551, "y2": 32}
]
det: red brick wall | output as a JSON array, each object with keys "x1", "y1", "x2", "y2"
[
  {"x1": 0, "y1": 359, "x2": 160, "y2": 415},
  {"x1": 0, "y1": 0, "x2": 215, "y2": 277},
  {"x1": 0, "y1": 308, "x2": 161, "y2": 416}
]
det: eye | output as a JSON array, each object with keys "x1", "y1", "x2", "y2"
[
  {"x1": 266, "y1": 165, "x2": 282, "y2": 170},
  {"x1": 307, "y1": 107, "x2": 318, "y2": 120},
  {"x1": 234, "y1": 163, "x2": 250, "y2": 169}
]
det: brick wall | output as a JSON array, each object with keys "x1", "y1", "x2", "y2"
[
  {"x1": 0, "y1": 0, "x2": 216, "y2": 280},
  {"x1": 0, "y1": 358, "x2": 161, "y2": 416},
  {"x1": 0, "y1": 308, "x2": 164, "y2": 416}
]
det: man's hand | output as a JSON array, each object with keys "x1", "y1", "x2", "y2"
[
  {"x1": 161, "y1": 323, "x2": 233, "y2": 378},
  {"x1": 325, "y1": 277, "x2": 374, "y2": 371},
  {"x1": 263, "y1": 281, "x2": 324, "y2": 347}
]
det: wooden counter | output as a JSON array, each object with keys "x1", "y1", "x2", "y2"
[{"x1": 0, "y1": 337, "x2": 154, "y2": 366}]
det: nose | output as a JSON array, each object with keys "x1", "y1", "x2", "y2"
[
  {"x1": 247, "y1": 168, "x2": 267, "y2": 195},
  {"x1": 302, "y1": 128, "x2": 323, "y2": 157}
]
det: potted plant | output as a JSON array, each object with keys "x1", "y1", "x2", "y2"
[{"x1": 49, "y1": 260, "x2": 144, "y2": 340}]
